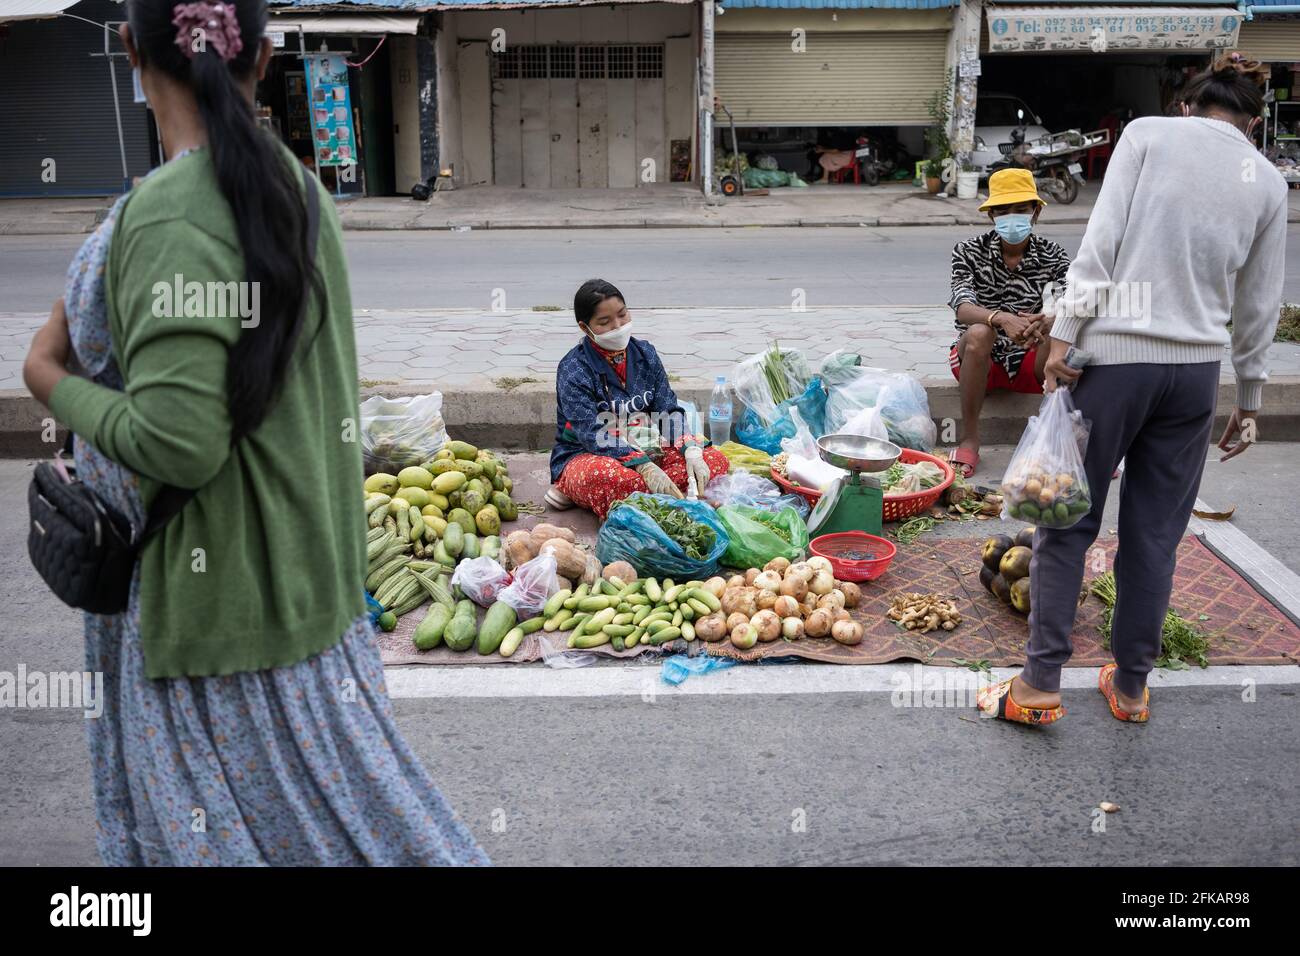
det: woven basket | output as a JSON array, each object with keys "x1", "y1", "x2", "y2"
[{"x1": 771, "y1": 449, "x2": 955, "y2": 523}]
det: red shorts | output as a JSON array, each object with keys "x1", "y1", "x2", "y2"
[{"x1": 949, "y1": 342, "x2": 1043, "y2": 394}]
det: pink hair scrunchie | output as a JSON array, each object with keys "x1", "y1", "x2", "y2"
[{"x1": 172, "y1": 1, "x2": 244, "y2": 63}]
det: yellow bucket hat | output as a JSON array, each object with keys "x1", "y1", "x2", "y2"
[{"x1": 978, "y1": 168, "x2": 1046, "y2": 211}]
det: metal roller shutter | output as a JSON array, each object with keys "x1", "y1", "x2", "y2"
[
  {"x1": 715, "y1": 31, "x2": 950, "y2": 126},
  {"x1": 0, "y1": 0, "x2": 153, "y2": 196},
  {"x1": 1238, "y1": 21, "x2": 1300, "y2": 62}
]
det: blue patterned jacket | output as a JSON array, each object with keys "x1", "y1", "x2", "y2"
[{"x1": 549, "y1": 336, "x2": 701, "y2": 482}]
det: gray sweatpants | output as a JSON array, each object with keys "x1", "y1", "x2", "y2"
[{"x1": 1023, "y1": 362, "x2": 1220, "y2": 699}]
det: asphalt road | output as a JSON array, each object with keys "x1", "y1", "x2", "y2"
[
  {"x1": 2, "y1": 447, "x2": 1297, "y2": 866},
  {"x1": 6, "y1": 224, "x2": 1300, "y2": 313}
]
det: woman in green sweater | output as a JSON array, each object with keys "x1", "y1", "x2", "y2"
[{"x1": 23, "y1": 0, "x2": 486, "y2": 866}]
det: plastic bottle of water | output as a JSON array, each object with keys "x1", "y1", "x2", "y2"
[{"x1": 708, "y1": 376, "x2": 733, "y2": 447}]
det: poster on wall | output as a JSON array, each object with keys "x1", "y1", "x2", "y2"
[
  {"x1": 985, "y1": 7, "x2": 1241, "y2": 54},
  {"x1": 304, "y1": 53, "x2": 357, "y2": 168}
]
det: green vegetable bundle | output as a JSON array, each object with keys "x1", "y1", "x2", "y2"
[{"x1": 613, "y1": 495, "x2": 716, "y2": 560}]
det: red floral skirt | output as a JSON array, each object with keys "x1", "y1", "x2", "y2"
[{"x1": 556, "y1": 446, "x2": 730, "y2": 519}]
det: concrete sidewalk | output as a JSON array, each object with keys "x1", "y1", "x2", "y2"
[
  {"x1": 3, "y1": 305, "x2": 1299, "y2": 453},
  {"x1": 10, "y1": 181, "x2": 1300, "y2": 235}
]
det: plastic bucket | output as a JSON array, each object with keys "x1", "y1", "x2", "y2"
[{"x1": 956, "y1": 170, "x2": 980, "y2": 200}]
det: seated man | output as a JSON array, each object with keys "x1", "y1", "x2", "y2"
[{"x1": 947, "y1": 168, "x2": 1070, "y2": 477}]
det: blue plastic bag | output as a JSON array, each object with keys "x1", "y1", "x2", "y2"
[
  {"x1": 364, "y1": 591, "x2": 385, "y2": 627},
  {"x1": 661, "y1": 653, "x2": 736, "y2": 686},
  {"x1": 734, "y1": 378, "x2": 827, "y2": 455},
  {"x1": 597, "y1": 493, "x2": 730, "y2": 580}
]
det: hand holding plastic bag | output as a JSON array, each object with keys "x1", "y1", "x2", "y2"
[
  {"x1": 499, "y1": 548, "x2": 560, "y2": 617},
  {"x1": 1000, "y1": 389, "x2": 1093, "y2": 528},
  {"x1": 450, "y1": 556, "x2": 513, "y2": 607}
]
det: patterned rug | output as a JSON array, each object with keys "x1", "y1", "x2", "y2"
[
  {"x1": 703, "y1": 535, "x2": 1300, "y2": 666},
  {"x1": 377, "y1": 535, "x2": 1300, "y2": 667}
]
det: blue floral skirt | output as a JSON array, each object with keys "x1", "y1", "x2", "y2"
[{"x1": 85, "y1": 577, "x2": 489, "y2": 866}]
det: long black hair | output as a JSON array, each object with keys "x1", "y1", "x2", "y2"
[
  {"x1": 1181, "y1": 52, "x2": 1269, "y2": 123},
  {"x1": 573, "y1": 279, "x2": 625, "y2": 326},
  {"x1": 127, "y1": 0, "x2": 319, "y2": 442}
]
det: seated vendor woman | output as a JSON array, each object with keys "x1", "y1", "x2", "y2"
[
  {"x1": 947, "y1": 168, "x2": 1070, "y2": 478},
  {"x1": 546, "y1": 279, "x2": 730, "y2": 518}
]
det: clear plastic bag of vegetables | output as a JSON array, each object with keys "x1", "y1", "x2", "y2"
[
  {"x1": 734, "y1": 378, "x2": 827, "y2": 456},
  {"x1": 820, "y1": 359, "x2": 936, "y2": 452},
  {"x1": 1000, "y1": 388, "x2": 1093, "y2": 529},
  {"x1": 596, "y1": 493, "x2": 730, "y2": 580},
  {"x1": 498, "y1": 549, "x2": 559, "y2": 618},
  {"x1": 715, "y1": 504, "x2": 810, "y2": 569},
  {"x1": 450, "y1": 555, "x2": 513, "y2": 608},
  {"x1": 360, "y1": 392, "x2": 448, "y2": 475},
  {"x1": 731, "y1": 345, "x2": 813, "y2": 426}
]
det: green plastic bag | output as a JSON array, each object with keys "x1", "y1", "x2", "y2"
[{"x1": 716, "y1": 504, "x2": 810, "y2": 569}]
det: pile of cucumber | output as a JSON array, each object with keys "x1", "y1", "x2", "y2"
[
  {"x1": 541, "y1": 576, "x2": 721, "y2": 652},
  {"x1": 411, "y1": 593, "x2": 547, "y2": 658}
]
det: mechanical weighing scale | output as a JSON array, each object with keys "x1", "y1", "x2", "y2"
[{"x1": 806, "y1": 434, "x2": 902, "y2": 538}]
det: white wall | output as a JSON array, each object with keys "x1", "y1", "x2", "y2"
[
  {"x1": 390, "y1": 35, "x2": 422, "y2": 191},
  {"x1": 436, "y1": 15, "x2": 463, "y2": 180}
]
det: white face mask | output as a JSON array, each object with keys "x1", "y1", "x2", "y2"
[{"x1": 587, "y1": 321, "x2": 632, "y2": 351}]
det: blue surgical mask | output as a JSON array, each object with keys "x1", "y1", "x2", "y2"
[{"x1": 993, "y1": 213, "x2": 1033, "y2": 244}]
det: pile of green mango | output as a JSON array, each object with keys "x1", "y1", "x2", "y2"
[{"x1": 364, "y1": 441, "x2": 519, "y2": 555}]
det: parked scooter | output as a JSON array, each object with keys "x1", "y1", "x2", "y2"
[{"x1": 987, "y1": 109, "x2": 1101, "y2": 205}]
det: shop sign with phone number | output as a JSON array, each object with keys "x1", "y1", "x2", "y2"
[{"x1": 986, "y1": 7, "x2": 1240, "y2": 53}]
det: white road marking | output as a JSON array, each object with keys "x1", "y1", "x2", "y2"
[
  {"x1": 384, "y1": 661, "x2": 1300, "y2": 700},
  {"x1": 1191, "y1": 496, "x2": 1300, "y2": 622}
]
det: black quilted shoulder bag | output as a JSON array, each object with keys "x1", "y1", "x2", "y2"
[{"x1": 28, "y1": 164, "x2": 320, "y2": 615}]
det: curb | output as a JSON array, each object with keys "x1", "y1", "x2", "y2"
[
  {"x1": 8, "y1": 213, "x2": 1300, "y2": 235},
  {"x1": 11, "y1": 377, "x2": 1297, "y2": 459}
]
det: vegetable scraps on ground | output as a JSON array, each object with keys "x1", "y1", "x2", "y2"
[{"x1": 1090, "y1": 571, "x2": 1211, "y2": 669}]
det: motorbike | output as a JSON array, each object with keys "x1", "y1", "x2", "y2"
[{"x1": 987, "y1": 109, "x2": 1108, "y2": 205}]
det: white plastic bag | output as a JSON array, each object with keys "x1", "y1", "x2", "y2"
[
  {"x1": 450, "y1": 556, "x2": 512, "y2": 608},
  {"x1": 360, "y1": 392, "x2": 448, "y2": 474},
  {"x1": 499, "y1": 548, "x2": 560, "y2": 618},
  {"x1": 1000, "y1": 389, "x2": 1093, "y2": 529},
  {"x1": 839, "y1": 405, "x2": 888, "y2": 442},
  {"x1": 822, "y1": 365, "x2": 936, "y2": 452},
  {"x1": 781, "y1": 407, "x2": 845, "y2": 492}
]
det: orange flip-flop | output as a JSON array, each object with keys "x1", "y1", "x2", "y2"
[
  {"x1": 1098, "y1": 664, "x2": 1149, "y2": 722},
  {"x1": 976, "y1": 677, "x2": 1066, "y2": 726}
]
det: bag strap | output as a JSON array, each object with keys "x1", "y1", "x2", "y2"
[{"x1": 136, "y1": 164, "x2": 322, "y2": 546}]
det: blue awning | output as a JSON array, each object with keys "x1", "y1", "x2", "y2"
[
  {"x1": 268, "y1": 0, "x2": 694, "y2": 8},
  {"x1": 721, "y1": 0, "x2": 959, "y2": 8}
]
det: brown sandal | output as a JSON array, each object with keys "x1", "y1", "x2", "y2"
[
  {"x1": 1098, "y1": 664, "x2": 1149, "y2": 722},
  {"x1": 977, "y1": 677, "x2": 1066, "y2": 726}
]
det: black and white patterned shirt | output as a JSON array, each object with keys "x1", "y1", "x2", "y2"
[{"x1": 949, "y1": 231, "x2": 1071, "y2": 379}]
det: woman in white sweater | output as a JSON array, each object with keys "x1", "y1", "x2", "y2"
[{"x1": 978, "y1": 54, "x2": 1286, "y2": 726}]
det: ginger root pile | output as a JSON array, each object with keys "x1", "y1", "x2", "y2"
[{"x1": 887, "y1": 593, "x2": 961, "y2": 633}]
